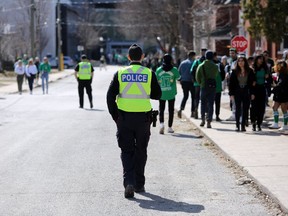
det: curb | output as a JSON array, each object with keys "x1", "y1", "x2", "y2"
[{"x1": 178, "y1": 108, "x2": 288, "y2": 214}]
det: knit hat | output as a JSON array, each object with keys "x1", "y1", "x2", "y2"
[
  {"x1": 128, "y1": 44, "x2": 143, "y2": 61},
  {"x1": 205, "y1": 50, "x2": 214, "y2": 60}
]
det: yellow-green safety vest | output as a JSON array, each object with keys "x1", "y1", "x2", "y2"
[
  {"x1": 78, "y1": 62, "x2": 92, "y2": 80},
  {"x1": 117, "y1": 65, "x2": 152, "y2": 112}
]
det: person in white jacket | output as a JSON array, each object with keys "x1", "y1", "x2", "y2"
[
  {"x1": 14, "y1": 60, "x2": 25, "y2": 94},
  {"x1": 25, "y1": 58, "x2": 38, "y2": 94}
]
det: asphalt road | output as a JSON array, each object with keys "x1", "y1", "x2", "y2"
[{"x1": 0, "y1": 66, "x2": 275, "y2": 215}]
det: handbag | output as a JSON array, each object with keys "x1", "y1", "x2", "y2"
[{"x1": 203, "y1": 64, "x2": 216, "y2": 88}]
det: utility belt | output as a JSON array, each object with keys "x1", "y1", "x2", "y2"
[{"x1": 118, "y1": 109, "x2": 152, "y2": 116}]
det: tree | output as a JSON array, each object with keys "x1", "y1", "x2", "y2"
[
  {"x1": 74, "y1": 2, "x2": 105, "y2": 53},
  {"x1": 242, "y1": 0, "x2": 288, "y2": 43},
  {"x1": 114, "y1": 0, "x2": 213, "y2": 60}
]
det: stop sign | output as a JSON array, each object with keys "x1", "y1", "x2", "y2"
[{"x1": 231, "y1": 35, "x2": 248, "y2": 52}]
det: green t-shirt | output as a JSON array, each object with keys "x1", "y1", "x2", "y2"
[
  {"x1": 155, "y1": 66, "x2": 180, "y2": 100},
  {"x1": 255, "y1": 69, "x2": 266, "y2": 85},
  {"x1": 39, "y1": 62, "x2": 51, "y2": 73}
]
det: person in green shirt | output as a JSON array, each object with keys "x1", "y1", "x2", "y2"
[
  {"x1": 250, "y1": 54, "x2": 269, "y2": 131},
  {"x1": 156, "y1": 54, "x2": 180, "y2": 134},
  {"x1": 39, "y1": 57, "x2": 51, "y2": 94},
  {"x1": 190, "y1": 48, "x2": 207, "y2": 119},
  {"x1": 196, "y1": 50, "x2": 219, "y2": 128}
]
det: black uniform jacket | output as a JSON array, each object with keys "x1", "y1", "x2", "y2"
[{"x1": 106, "y1": 62, "x2": 162, "y2": 122}]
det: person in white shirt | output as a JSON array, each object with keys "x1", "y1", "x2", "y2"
[
  {"x1": 14, "y1": 60, "x2": 25, "y2": 94},
  {"x1": 25, "y1": 58, "x2": 38, "y2": 94}
]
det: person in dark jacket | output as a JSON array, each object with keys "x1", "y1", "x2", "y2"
[
  {"x1": 229, "y1": 56, "x2": 255, "y2": 132},
  {"x1": 213, "y1": 52, "x2": 226, "y2": 121},
  {"x1": 106, "y1": 44, "x2": 161, "y2": 198},
  {"x1": 178, "y1": 51, "x2": 196, "y2": 118}
]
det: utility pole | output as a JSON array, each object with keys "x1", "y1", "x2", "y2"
[
  {"x1": 30, "y1": 0, "x2": 35, "y2": 58},
  {"x1": 57, "y1": 0, "x2": 62, "y2": 71}
]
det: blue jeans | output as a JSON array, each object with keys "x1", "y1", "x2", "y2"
[
  {"x1": 200, "y1": 87, "x2": 216, "y2": 122},
  {"x1": 41, "y1": 72, "x2": 49, "y2": 93}
]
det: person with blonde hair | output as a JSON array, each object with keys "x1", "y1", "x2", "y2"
[{"x1": 269, "y1": 60, "x2": 288, "y2": 131}]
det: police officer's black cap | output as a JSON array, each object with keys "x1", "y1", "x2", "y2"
[
  {"x1": 81, "y1": 54, "x2": 87, "y2": 59},
  {"x1": 201, "y1": 48, "x2": 208, "y2": 52},
  {"x1": 128, "y1": 44, "x2": 143, "y2": 61}
]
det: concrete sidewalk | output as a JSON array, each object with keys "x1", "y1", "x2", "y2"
[
  {"x1": 0, "y1": 70, "x2": 74, "y2": 95},
  {"x1": 175, "y1": 86, "x2": 288, "y2": 213}
]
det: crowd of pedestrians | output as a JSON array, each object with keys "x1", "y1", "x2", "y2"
[
  {"x1": 13, "y1": 55, "x2": 51, "y2": 95},
  {"x1": 152, "y1": 47, "x2": 288, "y2": 133}
]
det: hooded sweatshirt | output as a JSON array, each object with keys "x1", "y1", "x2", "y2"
[{"x1": 155, "y1": 54, "x2": 180, "y2": 100}]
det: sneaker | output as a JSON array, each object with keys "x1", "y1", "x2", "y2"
[
  {"x1": 167, "y1": 127, "x2": 174, "y2": 133},
  {"x1": 279, "y1": 125, "x2": 288, "y2": 131},
  {"x1": 135, "y1": 186, "x2": 145, "y2": 193},
  {"x1": 269, "y1": 123, "x2": 280, "y2": 129},
  {"x1": 257, "y1": 125, "x2": 262, "y2": 131},
  {"x1": 159, "y1": 126, "x2": 164, "y2": 134},
  {"x1": 124, "y1": 185, "x2": 134, "y2": 198},
  {"x1": 191, "y1": 112, "x2": 195, "y2": 118},
  {"x1": 177, "y1": 110, "x2": 182, "y2": 118},
  {"x1": 90, "y1": 102, "x2": 93, "y2": 109},
  {"x1": 241, "y1": 126, "x2": 246, "y2": 132}
]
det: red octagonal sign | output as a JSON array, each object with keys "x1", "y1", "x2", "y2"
[{"x1": 231, "y1": 35, "x2": 248, "y2": 53}]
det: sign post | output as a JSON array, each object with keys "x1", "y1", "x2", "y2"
[{"x1": 231, "y1": 35, "x2": 248, "y2": 53}]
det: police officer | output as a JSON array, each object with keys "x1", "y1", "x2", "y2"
[
  {"x1": 74, "y1": 54, "x2": 94, "y2": 109},
  {"x1": 106, "y1": 44, "x2": 161, "y2": 198}
]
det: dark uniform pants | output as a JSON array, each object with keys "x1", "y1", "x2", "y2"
[
  {"x1": 116, "y1": 111, "x2": 151, "y2": 188},
  {"x1": 78, "y1": 79, "x2": 92, "y2": 107}
]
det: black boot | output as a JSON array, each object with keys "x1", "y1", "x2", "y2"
[
  {"x1": 252, "y1": 123, "x2": 256, "y2": 131},
  {"x1": 235, "y1": 122, "x2": 240, "y2": 132},
  {"x1": 200, "y1": 120, "x2": 205, "y2": 127},
  {"x1": 241, "y1": 125, "x2": 246, "y2": 132}
]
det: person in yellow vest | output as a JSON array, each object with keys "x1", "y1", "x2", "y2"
[
  {"x1": 74, "y1": 54, "x2": 94, "y2": 108},
  {"x1": 107, "y1": 44, "x2": 161, "y2": 198}
]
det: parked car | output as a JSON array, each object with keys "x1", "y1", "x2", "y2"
[{"x1": 48, "y1": 56, "x2": 75, "y2": 69}]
